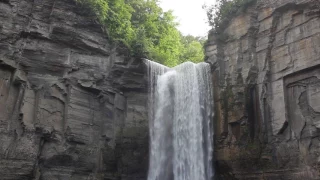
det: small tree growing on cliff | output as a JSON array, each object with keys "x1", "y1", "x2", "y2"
[{"x1": 203, "y1": 0, "x2": 257, "y2": 34}]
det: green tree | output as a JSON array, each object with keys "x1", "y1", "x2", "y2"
[
  {"x1": 74, "y1": 0, "x2": 205, "y2": 66},
  {"x1": 149, "y1": 11, "x2": 183, "y2": 66},
  {"x1": 179, "y1": 35, "x2": 205, "y2": 64},
  {"x1": 203, "y1": 0, "x2": 257, "y2": 34},
  {"x1": 105, "y1": 0, "x2": 134, "y2": 43}
]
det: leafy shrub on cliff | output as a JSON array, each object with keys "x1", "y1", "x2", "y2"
[
  {"x1": 204, "y1": 0, "x2": 257, "y2": 34},
  {"x1": 75, "y1": 0, "x2": 134, "y2": 46},
  {"x1": 179, "y1": 35, "x2": 206, "y2": 64},
  {"x1": 75, "y1": 0, "x2": 205, "y2": 67}
]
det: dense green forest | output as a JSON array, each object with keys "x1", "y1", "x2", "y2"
[{"x1": 75, "y1": 0, "x2": 205, "y2": 67}]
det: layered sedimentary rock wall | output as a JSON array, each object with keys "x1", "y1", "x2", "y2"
[
  {"x1": 2, "y1": 0, "x2": 320, "y2": 179},
  {"x1": 0, "y1": 0, "x2": 148, "y2": 179},
  {"x1": 205, "y1": 0, "x2": 320, "y2": 179}
]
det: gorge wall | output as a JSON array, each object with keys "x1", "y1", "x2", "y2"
[
  {"x1": 0, "y1": 0, "x2": 148, "y2": 179},
  {"x1": 205, "y1": 0, "x2": 320, "y2": 179},
  {"x1": 1, "y1": 0, "x2": 320, "y2": 179}
]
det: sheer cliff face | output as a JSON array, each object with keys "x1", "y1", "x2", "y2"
[
  {"x1": 206, "y1": 0, "x2": 320, "y2": 179},
  {"x1": 0, "y1": 0, "x2": 148, "y2": 179}
]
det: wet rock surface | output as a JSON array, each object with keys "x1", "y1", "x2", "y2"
[
  {"x1": 0, "y1": 0, "x2": 148, "y2": 179},
  {"x1": 206, "y1": 0, "x2": 320, "y2": 179}
]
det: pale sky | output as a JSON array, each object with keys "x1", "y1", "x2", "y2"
[{"x1": 159, "y1": 0, "x2": 216, "y2": 37}]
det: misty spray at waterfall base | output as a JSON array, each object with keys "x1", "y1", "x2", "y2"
[{"x1": 146, "y1": 60, "x2": 214, "y2": 180}]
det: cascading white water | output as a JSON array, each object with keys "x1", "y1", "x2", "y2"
[{"x1": 146, "y1": 60, "x2": 214, "y2": 180}]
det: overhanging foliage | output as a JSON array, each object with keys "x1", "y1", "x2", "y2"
[{"x1": 75, "y1": 0, "x2": 205, "y2": 67}]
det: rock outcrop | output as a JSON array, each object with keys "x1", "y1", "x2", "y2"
[
  {"x1": 0, "y1": 0, "x2": 148, "y2": 179},
  {"x1": 206, "y1": 0, "x2": 320, "y2": 179}
]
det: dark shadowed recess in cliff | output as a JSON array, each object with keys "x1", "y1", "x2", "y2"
[
  {"x1": 246, "y1": 86, "x2": 261, "y2": 142},
  {"x1": 0, "y1": 0, "x2": 9, "y2": 4}
]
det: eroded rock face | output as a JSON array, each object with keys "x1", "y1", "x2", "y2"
[
  {"x1": 0, "y1": 0, "x2": 148, "y2": 179},
  {"x1": 206, "y1": 0, "x2": 320, "y2": 179}
]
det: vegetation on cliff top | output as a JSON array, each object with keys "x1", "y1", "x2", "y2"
[
  {"x1": 75, "y1": 0, "x2": 205, "y2": 67},
  {"x1": 204, "y1": 0, "x2": 257, "y2": 34}
]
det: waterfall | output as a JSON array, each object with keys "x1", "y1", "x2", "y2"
[{"x1": 146, "y1": 60, "x2": 214, "y2": 180}]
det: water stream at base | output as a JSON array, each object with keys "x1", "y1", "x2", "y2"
[{"x1": 146, "y1": 60, "x2": 214, "y2": 180}]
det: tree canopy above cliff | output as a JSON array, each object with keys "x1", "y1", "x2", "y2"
[{"x1": 75, "y1": 0, "x2": 205, "y2": 67}]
